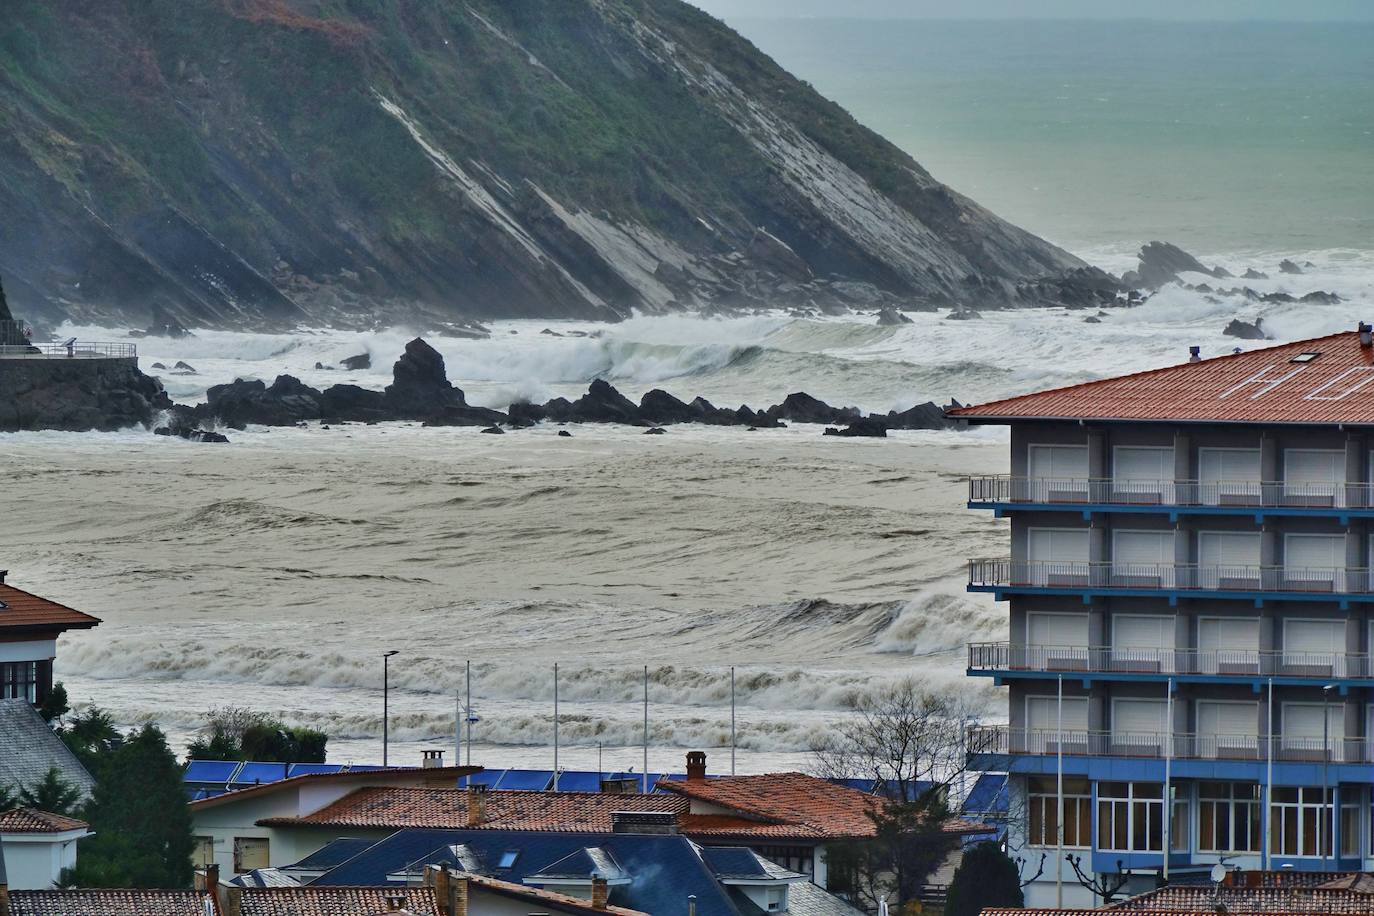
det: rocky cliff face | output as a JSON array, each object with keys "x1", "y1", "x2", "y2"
[{"x1": 0, "y1": 0, "x2": 1088, "y2": 328}]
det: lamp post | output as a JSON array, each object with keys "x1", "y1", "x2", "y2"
[
  {"x1": 382, "y1": 650, "x2": 399, "y2": 767},
  {"x1": 1321, "y1": 683, "x2": 1336, "y2": 870}
]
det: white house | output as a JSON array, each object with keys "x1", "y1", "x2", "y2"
[{"x1": 0, "y1": 808, "x2": 92, "y2": 889}]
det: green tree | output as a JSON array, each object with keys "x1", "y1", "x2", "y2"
[
  {"x1": 945, "y1": 842, "x2": 1024, "y2": 916},
  {"x1": 39, "y1": 681, "x2": 70, "y2": 723},
  {"x1": 63, "y1": 725, "x2": 194, "y2": 888},
  {"x1": 0, "y1": 783, "x2": 18, "y2": 810},
  {"x1": 19, "y1": 767, "x2": 82, "y2": 816},
  {"x1": 57, "y1": 706, "x2": 124, "y2": 776},
  {"x1": 187, "y1": 706, "x2": 327, "y2": 763},
  {"x1": 825, "y1": 788, "x2": 957, "y2": 909}
]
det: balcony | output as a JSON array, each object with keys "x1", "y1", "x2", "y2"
[
  {"x1": 967, "y1": 642, "x2": 1373, "y2": 682},
  {"x1": 968, "y1": 559, "x2": 1374, "y2": 604},
  {"x1": 967, "y1": 725, "x2": 1371, "y2": 764},
  {"x1": 967, "y1": 476, "x2": 1374, "y2": 519}
]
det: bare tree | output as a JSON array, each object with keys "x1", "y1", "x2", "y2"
[
  {"x1": 810, "y1": 680, "x2": 984, "y2": 911},
  {"x1": 1066, "y1": 853, "x2": 1130, "y2": 903}
]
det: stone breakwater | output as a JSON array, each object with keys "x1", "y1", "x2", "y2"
[
  {"x1": 164, "y1": 338, "x2": 960, "y2": 439},
  {"x1": 0, "y1": 356, "x2": 171, "y2": 432}
]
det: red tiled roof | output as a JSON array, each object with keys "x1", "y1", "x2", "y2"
[
  {"x1": 7, "y1": 890, "x2": 206, "y2": 916},
  {"x1": 258, "y1": 787, "x2": 688, "y2": 831},
  {"x1": 189, "y1": 766, "x2": 482, "y2": 810},
  {"x1": 950, "y1": 330, "x2": 1374, "y2": 426},
  {"x1": 0, "y1": 806, "x2": 89, "y2": 834},
  {"x1": 236, "y1": 887, "x2": 440, "y2": 916},
  {"x1": 0, "y1": 584, "x2": 101, "y2": 634},
  {"x1": 663, "y1": 773, "x2": 884, "y2": 840}
]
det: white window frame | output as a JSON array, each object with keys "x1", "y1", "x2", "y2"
[
  {"x1": 1028, "y1": 444, "x2": 1091, "y2": 501},
  {"x1": 1196, "y1": 699, "x2": 1260, "y2": 756},
  {"x1": 1196, "y1": 615, "x2": 1261, "y2": 674},
  {"x1": 1110, "y1": 697, "x2": 1169, "y2": 755},
  {"x1": 1283, "y1": 448, "x2": 1346, "y2": 507},
  {"x1": 1198, "y1": 446, "x2": 1263, "y2": 506},
  {"x1": 1282, "y1": 532, "x2": 1346, "y2": 591},
  {"x1": 1025, "y1": 526, "x2": 1091, "y2": 586},
  {"x1": 1197, "y1": 782, "x2": 1262, "y2": 853},
  {"x1": 1281, "y1": 617, "x2": 1346, "y2": 675},
  {"x1": 1097, "y1": 781, "x2": 1165, "y2": 853},
  {"x1": 1196, "y1": 530, "x2": 1262, "y2": 589},
  {"x1": 1270, "y1": 786, "x2": 1333, "y2": 858},
  {"x1": 1025, "y1": 776, "x2": 1092, "y2": 849},
  {"x1": 1112, "y1": 445, "x2": 1175, "y2": 504},
  {"x1": 1281, "y1": 702, "x2": 1344, "y2": 760},
  {"x1": 1111, "y1": 530, "x2": 1176, "y2": 588},
  {"x1": 1111, "y1": 613, "x2": 1175, "y2": 672},
  {"x1": 1026, "y1": 611, "x2": 1089, "y2": 670}
]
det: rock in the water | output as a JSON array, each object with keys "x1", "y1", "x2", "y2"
[
  {"x1": 875, "y1": 307, "x2": 912, "y2": 326},
  {"x1": 945, "y1": 308, "x2": 981, "y2": 320},
  {"x1": 480, "y1": 425, "x2": 505, "y2": 435},
  {"x1": 766, "y1": 392, "x2": 860, "y2": 426},
  {"x1": 1242, "y1": 268, "x2": 1269, "y2": 280},
  {"x1": 384, "y1": 338, "x2": 465, "y2": 418},
  {"x1": 567, "y1": 379, "x2": 643, "y2": 424},
  {"x1": 1300, "y1": 290, "x2": 1341, "y2": 305},
  {"x1": 151, "y1": 362, "x2": 168, "y2": 370},
  {"x1": 883, "y1": 402, "x2": 963, "y2": 430},
  {"x1": 172, "y1": 360, "x2": 198, "y2": 374},
  {"x1": 201, "y1": 375, "x2": 324, "y2": 428},
  {"x1": 1279, "y1": 259, "x2": 1303, "y2": 275},
  {"x1": 422, "y1": 405, "x2": 510, "y2": 427},
  {"x1": 1223, "y1": 318, "x2": 1268, "y2": 340},
  {"x1": 643, "y1": 427, "x2": 666, "y2": 435},
  {"x1": 1083, "y1": 316, "x2": 1101, "y2": 324},
  {"x1": 340, "y1": 353, "x2": 371, "y2": 371},
  {"x1": 0, "y1": 357, "x2": 173, "y2": 432},
  {"x1": 318, "y1": 384, "x2": 388, "y2": 422},
  {"x1": 639, "y1": 389, "x2": 699, "y2": 424},
  {"x1": 155, "y1": 425, "x2": 229, "y2": 443},
  {"x1": 1124, "y1": 241, "x2": 1226, "y2": 289},
  {"x1": 823, "y1": 418, "x2": 888, "y2": 438},
  {"x1": 557, "y1": 430, "x2": 572, "y2": 437}
]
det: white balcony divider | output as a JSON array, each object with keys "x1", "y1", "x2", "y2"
[{"x1": 967, "y1": 476, "x2": 1374, "y2": 509}]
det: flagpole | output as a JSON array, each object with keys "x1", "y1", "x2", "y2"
[
  {"x1": 465, "y1": 660, "x2": 472, "y2": 767},
  {"x1": 1056, "y1": 674, "x2": 1064, "y2": 909},
  {"x1": 730, "y1": 666, "x2": 737, "y2": 776},
  {"x1": 1263, "y1": 677, "x2": 1273, "y2": 870},
  {"x1": 553, "y1": 662, "x2": 560, "y2": 791},
  {"x1": 643, "y1": 665, "x2": 650, "y2": 793},
  {"x1": 1163, "y1": 677, "x2": 1173, "y2": 881}
]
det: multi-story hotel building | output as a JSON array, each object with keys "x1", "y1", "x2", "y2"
[{"x1": 950, "y1": 327, "x2": 1374, "y2": 907}]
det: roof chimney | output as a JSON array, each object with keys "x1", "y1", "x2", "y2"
[
  {"x1": 384, "y1": 891, "x2": 408, "y2": 912},
  {"x1": 1360, "y1": 322, "x2": 1372, "y2": 348},
  {"x1": 466, "y1": 784, "x2": 489, "y2": 827},
  {"x1": 0, "y1": 570, "x2": 7, "y2": 585},
  {"x1": 611, "y1": 811, "x2": 678, "y2": 835},
  {"x1": 685, "y1": 751, "x2": 707, "y2": 781},
  {"x1": 1188, "y1": 346, "x2": 1201, "y2": 363},
  {"x1": 591, "y1": 876, "x2": 609, "y2": 910},
  {"x1": 422, "y1": 749, "x2": 444, "y2": 769}
]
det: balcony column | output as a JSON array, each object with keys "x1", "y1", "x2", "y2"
[
  {"x1": 1345, "y1": 519, "x2": 1363, "y2": 592},
  {"x1": 1260, "y1": 521, "x2": 1278, "y2": 568},
  {"x1": 1172, "y1": 605, "x2": 1192, "y2": 675},
  {"x1": 1260, "y1": 431, "x2": 1279, "y2": 483},
  {"x1": 1173, "y1": 428, "x2": 1191, "y2": 503}
]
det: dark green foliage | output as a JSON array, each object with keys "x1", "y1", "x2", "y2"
[
  {"x1": 19, "y1": 767, "x2": 82, "y2": 816},
  {"x1": 63, "y1": 725, "x2": 195, "y2": 888},
  {"x1": 946, "y1": 842, "x2": 1024, "y2": 916},
  {"x1": 0, "y1": 272, "x2": 10, "y2": 321},
  {"x1": 826, "y1": 788, "x2": 957, "y2": 910},
  {"x1": 57, "y1": 706, "x2": 125, "y2": 777},
  {"x1": 38, "y1": 681, "x2": 70, "y2": 723},
  {"x1": 186, "y1": 707, "x2": 327, "y2": 764},
  {"x1": 0, "y1": 783, "x2": 17, "y2": 810}
]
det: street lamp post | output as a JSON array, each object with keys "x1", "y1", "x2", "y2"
[
  {"x1": 1321, "y1": 683, "x2": 1336, "y2": 870},
  {"x1": 383, "y1": 650, "x2": 399, "y2": 767}
]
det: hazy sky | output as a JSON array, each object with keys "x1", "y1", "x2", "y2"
[{"x1": 688, "y1": 1, "x2": 1374, "y2": 20}]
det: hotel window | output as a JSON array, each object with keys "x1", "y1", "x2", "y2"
[
  {"x1": 1340, "y1": 799, "x2": 1361, "y2": 858},
  {"x1": 233, "y1": 837, "x2": 270, "y2": 873},
  {"x1": 1270, "y1": 787, "x2": 1331, "y2": 857},
  {"x1": 1098, "y1": 782, "x2": 1164, "y2": 852},
  {"x1": 1198, "y1": 782, "x2": 1261, "y2": 853},
  {"x1": 0, "y1": 661, "x2": 39, "y2": 702},
  {"x1": 192, "y1": 836, "x2": 215, "y2": 868},
  {"x1": 1026, "y1": 777, "x2": 1091, "y2": 848}
]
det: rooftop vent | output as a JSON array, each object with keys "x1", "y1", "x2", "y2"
[
  {"x1": 1289, "y1": 352, "x2": 1322, "y2": 363},
  {"x1": 1361, "y1": 322, "x2": 1373, "y2": 348},
  {"x1": 1188, "y1": 346, "x2": 1201, "y2": 363},
  {"x1": 421, "y1": 749, "x2": 444, "y2": 769},
  {"x1": 611, "y1": 811, "x2": 679, "y2": 835},
  {"x1": 0, "y1": 569, "x2": 6, "y2": 584},
  {"x1": 383, "y1": 891, "x2": 408, "y2": 912}
]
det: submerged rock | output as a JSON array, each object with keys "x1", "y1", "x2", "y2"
[
  {"x1": 824, "y1": 418, "x2": 888, "y2": 438},
  {"x1": 1242, "y1": 268, "x2": 1269, "y2": 280},
  {"x1": 875, "y1": 307, "x2": 913, "y2": 326},
  {"x1": 1123, "y1": 241, "x2": 1228, "y2": 290},
  {"x1": 155, "y1": 425, "x2": 229, "y2": 443},
  {"x1": 1279, "y1": 259, "x2": 1304, "y2": 275},
  {"x1": 340, "y1": 353, "x2": 371, "y2": 370},
  {"x1": 1223, "y1": 318, "x2": 1268, "y2": 340}
]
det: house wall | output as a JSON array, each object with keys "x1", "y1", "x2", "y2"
[{"x1": 0, "y1": 832, "x2": 83, "y2": 889}]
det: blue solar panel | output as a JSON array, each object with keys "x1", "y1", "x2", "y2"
[
  {"x1": 287, "y1": 763, "x2": 346, "y2": 778},
  {"x1": 460, "y1": 769, "x2": 504, "y2": 787},
  {"x1": 498, "y1": 770, "x2": 554, "y2": 791},
  {"x1": 231, "y1": 762, "x2": 291, "y2": 785},
  {"x1": 347, "y1": 764, "x2": 385, "y2": 772},
  {"x1": 185, "y1": 760, "x2": 240, "y2": 783},
  {"x1": 962, "y1": 773, "x2": 1009, "y2": 815},
  {"x1": 550, "y1": 771, "x2": 603, "y2": 792}
]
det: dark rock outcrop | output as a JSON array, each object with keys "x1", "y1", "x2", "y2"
[
  {"x1": 384, "y1": 339, "x2": 465, "y2": 419},
  {"x1": 0, "y1": 356, "x2": 172, "y2": 432},
  {"x1": 1300, "y1": 291, "x2": 1341, "y2": 305},
  {"x1": 639, "y1": 389, "x2": 699, "y2": 424},
  {"x1": 766, "y1": 392, "x2": 861, "y2": 426},
  {"x1": 341, "y1": 353, "x2": 371, "y2": 371},
  {"x1": 1242, "y1": 268, "x2": 1269, "y2": 280},
  {"x1": 875, "y1": 307, "x2": 912, "y2": 326},
  {"x1": 155, "y1": 425, "x2": 229, "y2": 443},
  {"x1": 1123, "y1": 242, "x2": 1228, "y2": 290},
  {"x1": 1223, "y1": 318, "x2": 1268, "y2": 340},
  {"x1": 1279, "y1": 259, "x2": 1303, "y2": 275}
]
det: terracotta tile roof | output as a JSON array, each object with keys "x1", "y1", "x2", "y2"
[
  {"x1": 259, "y1": 787, "x2": 688, "y2": 832},
  {"x1": 663, "y1": 773, "x2": 883, "y2": 840},
  {"x1": 0, "y1": 806, "x2": 89, "y2": 834},
  {"x1": 236, "y1": 886, "x2": 440, "y2": 916},
  {"x1": 950, "y1": 330, "x2": 1374, "y2": 426},
  {"x1": 189, "y1": 766, "x2": 482, "y2": 810},
  {"x1": 1110, "y1": 881, "x2": 1374, "y2": 915},
  {"x1": 6, "y1": 890, "x2": 207, "y2": 916},
  {"x1": 0, "y1": 584, "x2": 101, "y2": 634}
]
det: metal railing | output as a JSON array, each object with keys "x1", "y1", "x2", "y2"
[
  {"x1": 968, "y1": 642, "x2": 1373, "y2": 679},
  {"x1": 0, "y1": 340, "x2": 136, "y2": 359},
  {"x1": 967, "y1": 725, "x2": 1372, "y2": 763},
  {"x1": 969, "y1": 559, "x2": 1374, "y2": 595},
  {"x1": 968, "y1": 475, "x2": 1372, "y2": 510}
]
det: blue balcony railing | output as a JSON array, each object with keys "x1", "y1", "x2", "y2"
[{"x1": 967, "y1": 642, "x2": 1372, "y2": 680}]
